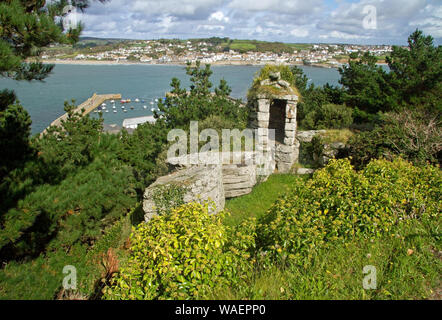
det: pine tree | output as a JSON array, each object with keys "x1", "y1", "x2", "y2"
[{"x1": 0, "y1": 0, "x2": 101, "y2": 179}]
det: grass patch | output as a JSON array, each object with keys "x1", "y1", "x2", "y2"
[
  {"x1": 287, "y1": 43, "x2": 313, "y2": 51},
  {"x1": 224, "y1": 174, "x2": 304, "y2": 227},
  {"x1": 218, "y1": 164, "x2": 441, "y2": 300},
  {"x1": 320, "y1": 129, "x2": 354, "y2": 144},
  {"x1": 230, "y1": 42, "x2": 257, "y2": 52},
  {"x1": 213, "y1": 216, "x2": 441, "y2": 300}
]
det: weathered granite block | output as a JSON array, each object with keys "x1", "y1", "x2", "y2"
[
  {"x1": 143, "y1": 164, "x2": 224, "y2": 221},
  {"x1": 257, "y1": 112, "x2": 270, "y2": 121}
]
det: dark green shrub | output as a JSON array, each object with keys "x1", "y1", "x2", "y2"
[
  {"x1": 117, "y1": 120, "x2": 169, "y2": 194},
  {"x1": 303, "y1": 103, "x2": 353, "y2": 130},
  {"x1": 298, "y1": 136, "x2": 324, "y2": 168},
  {"x1": 349, "y1": 110, "x2": 441, "y2": 169}
]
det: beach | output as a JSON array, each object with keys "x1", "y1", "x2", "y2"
[{"x1": 40, "y1": 59, "x2": 321, "y2": 68}]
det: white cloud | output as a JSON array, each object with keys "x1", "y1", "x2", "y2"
[
  {"x1": 290, "y1": 27, "x2": 309, "y2": 37},
  {"x1": 317, "y1": 0, "x2": 433, "y2": 40},
  {"x1": 320, "y1": 31, "x2": 370, "y2": 40},
  {"x1": 197, "y1": 24, "x2": 225, "y2": 31},
  {"x1": 409, "y1": 3, "x2": 442, "y2": 37},
  {"x1": 228, "y1": 0, "x2": 323, "y2": 15},
  {"x1": 131, "y1": 0, "x2": 224, "y2": 17},
  {"x1": 209, "y1": 11, "x2": 229, "y2": 22},
  {"x1": 79, "y1": 0, "x2": 441, "y2": 44}
]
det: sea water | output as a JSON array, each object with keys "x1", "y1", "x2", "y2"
[{"x1": 0, "y1": 64, "x2": 341, "y2": 134}]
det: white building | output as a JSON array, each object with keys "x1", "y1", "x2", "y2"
[{"x1": 122, "y1": 116, "x2": 156, "y2": 129}]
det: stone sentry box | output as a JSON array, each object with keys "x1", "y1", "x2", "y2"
[{"x1": 248, "y1": 72, "x2": 299, "y2": 173}]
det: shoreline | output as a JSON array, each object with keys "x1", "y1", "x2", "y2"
[{"x1": 40, "y1": 59, "x2": 342, "y2": 69}]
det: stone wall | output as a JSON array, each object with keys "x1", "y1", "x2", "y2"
[
  {"x1": 143, "y1": 164, "x2": 224, "y2": 221},
  {"x1": 296, "y1": 130, "x2": 347, "y2": 167},
  {"x1": 222, "y1": 164, "x2": 257, "y2": 199},
  {"x1": 296, "y1": 130, "x2": 327, "y2": 143},
  {"x1": 143, "y1": 151, "x2": 272, "y2": 221}
]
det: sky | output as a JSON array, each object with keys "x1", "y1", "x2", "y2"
[{"x1": 72, "y1": 0, "x2": 442, "y2": 45}]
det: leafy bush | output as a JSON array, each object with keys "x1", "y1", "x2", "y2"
[
  {"x1": 256, "y1": 158, "x2": 441, "y2": 265},
  {"x1": 36, "y1": 101, "x2": 103, "y2": 178},
  {"x1": 302, "y1": 103, "x2": 353, "y2": 129},
  {"x1": 348, "y1": 109, "x2": 441, "y2": 169},
  {"x1": 103, "y1": 202, "x2": 253, "y2": 300}
]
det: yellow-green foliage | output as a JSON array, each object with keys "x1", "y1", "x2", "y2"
[
  {"x1": 102, "y1": 202, "x2": 254, "y2": 300},
  {"x1": 257, "y1": 158, "x2": 441, "y2": 264}
]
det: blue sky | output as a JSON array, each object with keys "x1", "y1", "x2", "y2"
[{"x1": 75, "y1": 0, "x2": 442, "y2": 45}]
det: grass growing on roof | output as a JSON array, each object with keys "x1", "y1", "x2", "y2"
[{"x1": 247, "y1": 64, "x2": 301, "y2": 100}]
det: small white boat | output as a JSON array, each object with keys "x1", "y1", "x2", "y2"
[
  {"x1": 143, "y1": 105, "x2": 147, "y2": 109},
  {"x1": 110, "y1": 100, "x2": 115, "y2": 103},
  {"x1": 122, "y1": 106, "x2": 125, "y2": 109},
  {"x1": 155, "y1": 98, "x2": 158, "y2": 103},
  {"x1": 124, "y1": 109, "x2": 127, "y2": 113},
  {"x1": 150, "y1": 101, "x2": 154, "y2": 105},
  {"x1": 113, "y1": 110, "x2": 117, "y2": 113},
  {"x1": 105, "y1": 110, "x2": 109, "y2": 113},
  {"x1": 135, "y1": 98, "x2": 140, "y2": 102},
  {"x1": 151, "y1": 108, "x2": 155, "y2": 112}
]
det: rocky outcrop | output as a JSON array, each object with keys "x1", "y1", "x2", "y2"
[
  {"x1": 143, "y1": 164, "x2": 224, "y2": 221},
  {"x1": 222, "y1": 164, "x2": 257, "y2": 199},
  {"x1": 319, "y1": 142, "x2": 346, "y2": 166},
  {"x1": 143, "y1": 151, "x2": 274, "y2": 221},
  {"x1": 296, "y1": 130, "x2": 327, "y2": 143}
]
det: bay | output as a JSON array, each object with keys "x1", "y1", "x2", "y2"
[{"x1": 0, "y1": 64, "x2": 340, "y2": 134}]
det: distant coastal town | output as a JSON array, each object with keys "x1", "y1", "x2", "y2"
[{"x1": 38, "y1": 37, "x2": 395, "y2": 68}]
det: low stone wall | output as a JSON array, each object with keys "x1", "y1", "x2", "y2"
[
  {"x1": 296, "y1": 130, "x2": 347, "y2": 167},
  {"x1": 143, "y1": 164, "x2": 224, "y2": 221},
  {"x1": 222, "y1": 164, "x2": 257, "y2": 199},
  {"x1": 143, "y1": 151, "x2": 273, "y2": 220},
  {"x1": 296, "y1": 130, "x2": 327, "y2": 143}
]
